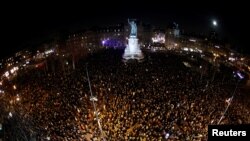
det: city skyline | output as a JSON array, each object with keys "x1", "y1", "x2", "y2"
[{"x1": 1, "y1": 1, "x2": 248, "y2": 58}]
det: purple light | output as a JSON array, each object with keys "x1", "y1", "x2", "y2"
[
  {"x1": 236, "y1": 72, "x2": 244, "y2": 79},
  {"x1": 101, "y1": 38, "x2": 125, "y2": 48}
]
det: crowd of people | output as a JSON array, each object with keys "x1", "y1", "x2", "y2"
[{"x1": 1, "y1": 49, "x2": 250, "y2": 141}]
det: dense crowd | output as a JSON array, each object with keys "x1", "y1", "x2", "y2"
[{"x1": 1, "y1": 49, "x2": 250, "y2": 141}]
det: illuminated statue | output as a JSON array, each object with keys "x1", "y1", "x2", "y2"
[
  {"x1": 128, "y1": 19, "x2": 137, "y2": 37},
  {"x1": 123, "y1": 19, "x2": 143, "y2": 61}
]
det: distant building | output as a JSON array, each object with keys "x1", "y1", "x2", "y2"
[
  {"x1": 165, "y1": 22, "x2": 181, "y2": 49},
  {"x1": 152, "y1": 28, "x2": 165, "y2": 44},
  {"x1": 96, "y1": 24, "x2": 126, "y2": 48}
]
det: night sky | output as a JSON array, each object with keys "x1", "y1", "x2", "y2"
[{"x1": 1, "y1": 1, "x2": 249, "y2": 58}]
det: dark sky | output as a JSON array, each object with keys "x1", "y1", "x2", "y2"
[{"x1": 1, "y1": 1, "x2": 249, "y2": 58}]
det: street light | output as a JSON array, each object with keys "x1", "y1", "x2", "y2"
[
  {"x1": 16, "y1": 96, "x2": 20, "y2": 102},
  {"x1": 212, "y1": 20, "x2": 217, "y2": 27},
  {"x1": 13, "y1": 85, "x2": 16, "y2": 90},
  {"x1": 8, "y1": 112, "x2": 13, "y2": 118}
]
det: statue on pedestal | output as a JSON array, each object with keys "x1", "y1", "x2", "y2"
[{"x1": 128, "y1": 19, "x2": 137, "y2": 37}]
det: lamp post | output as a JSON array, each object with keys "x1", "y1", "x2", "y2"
[
  {"x1": 86, "y1": 64, "x2": 105, "y2": 140},
  {"x1": 218, "y1": 71, "x2": 243, "y2": 124}
]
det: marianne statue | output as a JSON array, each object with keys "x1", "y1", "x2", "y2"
[{"x1": 128, "y1": 19, "x2": 137, "y2": 37}]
